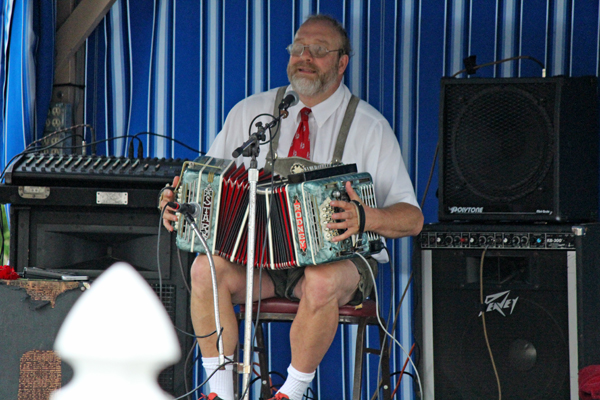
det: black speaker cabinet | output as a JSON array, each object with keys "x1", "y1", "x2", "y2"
[
  {"x1": 438, "y1": 76, "x2": 599, "y2": 222},
  {"x1": 0, "y1": 185, "x2": 194, "y2": 398},
  {"x1": 414, "y1": 223, "x2": 600, "y2": 400}
]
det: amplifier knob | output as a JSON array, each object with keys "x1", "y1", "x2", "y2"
[{"x1": 530, "y1": 235, "x2": 544, "y2": 247}]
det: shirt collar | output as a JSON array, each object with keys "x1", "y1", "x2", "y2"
[{"x1": 287, "y1": 83, "x2": 346, "y2": 128}]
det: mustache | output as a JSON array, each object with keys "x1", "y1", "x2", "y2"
[{"x1": 290, "y1": 62, "x2": 318, "y2": 73}]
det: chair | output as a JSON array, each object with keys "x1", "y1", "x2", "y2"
[{"x1": 236, "y1": 297, "x2": 392, "y2": 400}]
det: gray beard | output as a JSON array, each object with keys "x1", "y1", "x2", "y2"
[
  {"x1": 289, "y1": 75, "x2": 325, "y2": 97},
  {"x1": 288, "y1": 66, "x2": 338, "y2": 98}
]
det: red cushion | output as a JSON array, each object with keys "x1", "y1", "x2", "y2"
[{"x1": 241, "y1": 297, "x2": 378, "y2": 318}]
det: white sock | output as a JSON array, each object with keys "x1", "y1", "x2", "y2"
[
  {"x1": 202, "y1": 355, "x2": 235, "y2": 400},
  {"x1": 277, "y1": 364, "x2": 315, "y2": 400}
]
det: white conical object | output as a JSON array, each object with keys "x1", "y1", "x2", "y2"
[{"x1": 51, "y1": 262, "x2": 181, "y2": 400}]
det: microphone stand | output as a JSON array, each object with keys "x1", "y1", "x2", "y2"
[{"x1": 234, "y1": 113, "x2": 287, "y2": 400}]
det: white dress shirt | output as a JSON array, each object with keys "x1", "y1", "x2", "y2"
[{"x1": 208, "y1": 83, "x2": 419, "y2": 212}]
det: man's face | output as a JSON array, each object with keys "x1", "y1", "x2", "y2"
[{"x1": 287, "y1": 21, "x2": 346, "y2": 98}]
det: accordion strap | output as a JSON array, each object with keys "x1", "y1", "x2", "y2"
[{"x1": 266, "y1": 85, "x2": 359, "y2": 172}]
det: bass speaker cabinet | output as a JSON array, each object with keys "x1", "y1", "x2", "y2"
[
  {"x1": 414, "y1": 223, "x2": 600, "y2": 400},
  {"x1": 438, "y1": 76, "x2": 599, "y2": 222},
  {"x1": 1, "y1": 186, "x2": 194, "y2": 398}
]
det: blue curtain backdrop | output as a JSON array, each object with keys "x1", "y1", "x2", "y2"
[{"x1": 2, "y1": 1, "x2": 599, "y2": 399}]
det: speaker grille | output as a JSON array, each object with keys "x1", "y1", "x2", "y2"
[
  {"x1": 151, "y1": 283, "x2": 178, "y2": 393},
  {"x1": 429, "y1": 248, "x2": 570, "y2": 399},
  {"x1": 444, "y1": 82, "x2": 556, "y2": 203},
  {"x1": 439, "y1": 76, "x2": 599, "y2": 222},
  {"x1": 151, "y1": 283, "x2": 177, "y2": 323}
]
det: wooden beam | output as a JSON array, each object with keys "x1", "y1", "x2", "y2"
[{"x1": 54, "y1": 0, "x2": 116, "y2": 73}]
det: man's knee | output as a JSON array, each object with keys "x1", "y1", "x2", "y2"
[
  {"x1": 302, "y1": 268, "x2": 336, "y2": 295},
  {"x1": 190, "y1": 255, "x2": 210, "y2": 285},
  {"x1": 190, "y1": 255, "x2": 248, "y2": 298},
  {"x1": 301, "y1": 263, "x2": 358, "y2": 305},
  {"x1": 190, "y1": 255, "x2": 231, "y2": 290}
]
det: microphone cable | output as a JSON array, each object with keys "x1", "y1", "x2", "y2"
[
  {"x1": 133, "y1": 131, "x2": 204, "y2": 157},
  {"x1": 479, "y1": 246, "x2": 502, "y2": 400}
]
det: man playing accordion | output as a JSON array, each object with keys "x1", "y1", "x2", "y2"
[{"x1": 161, "y1": 14, "x2": 423, "y2": 400}]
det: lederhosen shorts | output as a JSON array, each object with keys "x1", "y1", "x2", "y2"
[{"x1": 265, "y1": 256, "x2": 378, "y2": 306}]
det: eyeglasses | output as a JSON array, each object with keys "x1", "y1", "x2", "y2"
[{"x1": 286, "y1": 43, "x2": 344, "y2": 58}]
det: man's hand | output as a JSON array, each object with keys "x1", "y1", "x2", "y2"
[
  {"x1": 160, "y1": 176, "x2": 180, "y2": 232},
  {"x1": 327, "y1": 181, "x2": 366, "y2": 242},
  {"x1": 327, "y1": 181, "x2": 424, "y2": 241}
]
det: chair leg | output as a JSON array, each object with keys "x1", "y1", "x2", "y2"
[
  {"x1": 233, "y1": 342, "x2": 240, "y2": 399},
  {"x1": 352, "y1": 320, "x2": 393, "y2": 400},
  {"x1": 352, "y1": 318, "x2": 368, "y2": 400},
  {"x1": 254, "y1": 322, "x2": 273, "y2": 399},
  {"x1": 378, "y1": 326, "x2": 392, "y2": 400}
]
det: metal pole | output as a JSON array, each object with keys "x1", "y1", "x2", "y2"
[{"x1": 241, "y1": 166, "x2": 259, "y2": 400}]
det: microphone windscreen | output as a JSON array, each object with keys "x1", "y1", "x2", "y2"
[
  {"x1": 287, "y1": 91, "x2": 299, "y2": 107},
  {"x1": 279, "y1": 91, "x2": 299, "y2": 109}
]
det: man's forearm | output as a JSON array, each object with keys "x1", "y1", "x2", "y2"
[{"x1": 364, "y1": 202, "x2": 424, "y2": 239}]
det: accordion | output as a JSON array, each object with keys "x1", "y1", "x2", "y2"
[{"x1": 173, "y1": 156, "x2": 382, "y2": 269}]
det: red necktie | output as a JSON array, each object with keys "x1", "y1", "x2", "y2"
[{"x1": 288, "y1": 107, "x2": 312, "y2": 159}]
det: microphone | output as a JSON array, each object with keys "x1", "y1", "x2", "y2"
[
  {"x1": 278, "y1": 91, "x2": 299, "y2": 112},
  {"x1": 232, "y1": 135, "x2": 259, "y2": 158},
  {"x1": 167, "y1": 201, "x2": 201, "y2": 218}
]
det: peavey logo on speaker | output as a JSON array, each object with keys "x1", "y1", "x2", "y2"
[
  {"x1": 449, "y1": 206, "x2": 483, "y2": 214},
  {"x1": 478, "y1": 290, "x2": 519, "y2": 317},
  {"x1": 200, "y1": 186, "x2": 214, "y2": 238}
]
